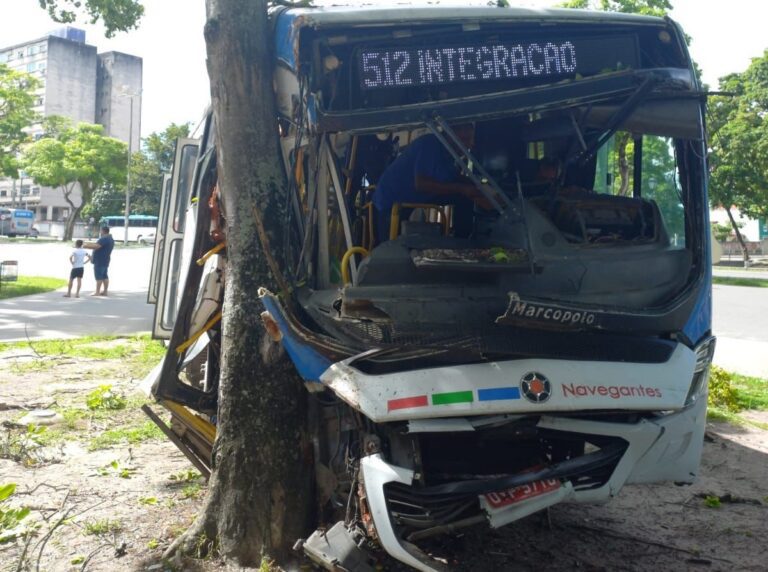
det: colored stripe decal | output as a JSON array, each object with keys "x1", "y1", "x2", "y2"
[
  {"x1": 432, "y1": 391, "x2": 474, "y2": 406},
  {"x1": 388, "y1": 395, "x2": 429, "y2": 411},
  {"x1": 478, "y1": 387, "x2": 521, "y2": 401}
]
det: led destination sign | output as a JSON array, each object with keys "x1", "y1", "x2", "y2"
[{"x1": 358, "y1": 36, "x2": 638, "y2": 90}]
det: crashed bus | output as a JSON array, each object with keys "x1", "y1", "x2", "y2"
[{"x1": 145, "y1": 5, "x2": 715, "y2": 571}]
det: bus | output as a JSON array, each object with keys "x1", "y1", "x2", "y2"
[
  {"x1": 0, "y1": 208, "x2": 35, "y2": 237},
  {"x1": 148, "y1": 6, "x2": 713, "y2": 571},
  {"x1": 99, "y1": 214, "x2": 158, "y2": 243}
]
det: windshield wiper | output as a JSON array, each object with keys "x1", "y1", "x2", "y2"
[{"x1": 571, "y1": 75, "x2": 659, "y2": 167}]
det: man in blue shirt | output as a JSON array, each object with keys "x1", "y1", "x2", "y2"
[
  {"x1": 84, "y1": 226, "x2": 115, "y2": 296},
  {"x1": 373, "y1": 124, "x2": 489, "y2": 242}
]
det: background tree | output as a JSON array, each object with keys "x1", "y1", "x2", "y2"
[
  {"x1": 0, "y1": 65, "x2": 38, "y2": 178},
  {"x1": 23, "y1": 121, "x2": 127, "y2": 240},
  {"x1": 559, "y1": 0, "x2": 672, "y2": 15},
  {"x1": 131, "y1": 122, "x2": 191, "y2": 214},
  {"x1": 36, "y1": 0, "x2": 144, "y2": 37},
  {"x1": 83, "y1": 122, "x2": 192, "y2": 221},
  {"x1": 708, "y1": 53, "x2": 768, "y2": 266}
]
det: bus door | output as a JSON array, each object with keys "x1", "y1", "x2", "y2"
[
  {"x1": 148, "y1": 174, "x2": 172, "y2": 305},
  {"x1": 152, "y1": 138, "x2": 200, "y2": 339}
]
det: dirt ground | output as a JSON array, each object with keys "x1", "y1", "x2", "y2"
[{"x1": 1, "y1": 345, "x2": 766, "y2": 572}]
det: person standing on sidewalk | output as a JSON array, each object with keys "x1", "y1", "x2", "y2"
[
  {"x1": 83, "y1": 226, "x2": 115, "y2": 296},
  {"x1": 64, "y1": 239, "x2": 91, "y2": 298}
]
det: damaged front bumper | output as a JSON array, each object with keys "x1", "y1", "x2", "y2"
[{"x1": 358, "y1": 398, "x2": 706, "y2": 572}]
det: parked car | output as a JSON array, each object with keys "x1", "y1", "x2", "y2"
[{"x1": 138, "y1": 232, "x2": 155, "y2": 245}]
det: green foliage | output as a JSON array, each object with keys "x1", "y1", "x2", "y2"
[
  {"x1": 0, "y1": 424, "x2": 49, "y2": 466},
  {"x1": 36, "y1": 0, "x2": 144, "y2": 38},
  {"x1": 0, "y1": 65, "x2": 39, "y2": 177},
  {"x1": 703, "y1": 495, "x2": 721, "y2": 509},
  {"x1": 0, "y1": 483, "x2": 31, "y2": 543},
  {"x1": 83, "y1": 518, "x2": 122, "y2": 535},
  {"x1": 708, "y1": 366, "x2": 740, "y2": 412},
  {"x1": 22, "y1": 120, "x2": 128, "y2": 240},
  {"x1": 88, "y1": 420, "x2": 164, "y2": 450},
  {"x1": 86, "y1": 385, "x2": 127, "y2": 411},
  {"x1": 84, "y1": 122, "x2": 192, "y2": 221},
  {"x1": 712, "y1": 276, "x2": 768, "y2": 288},
  {"x1": 169, "y1": 469, "x2": 202, "y2": 483},
  {"x1": 558, "y1": 0, "x2": 672, "y2": 16},
  {"x1": 712, "y1": 222, "x2": 736, "y2": 243},
  {"x1": 708, "y1": 52, "x2": 768, "y2": 244}
]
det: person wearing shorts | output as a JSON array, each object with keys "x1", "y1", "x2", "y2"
[
  {"x1": 83, "y1": 227, "x2": 115, "y2": 296},
  {"x1": 64, "y1": 240, "x2": 90, "y2": 298}
]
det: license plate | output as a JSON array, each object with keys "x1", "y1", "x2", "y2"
[{"x1": 483, "y1": 478, "x2": 561, "y2": 509}]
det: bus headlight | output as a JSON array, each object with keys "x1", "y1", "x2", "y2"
[{"x1": 685, "y1": 336, "x2": 716, "y2": 407}]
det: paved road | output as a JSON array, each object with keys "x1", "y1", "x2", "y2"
[
  {"x1": 0, "y1": 242, "x2": 155, "y2": 341},
  {"x1": 712, "y1": 283, "x2": 768, "y2": 378},
  {"x1": 1, "y1": 241, "x2": 766, "y2": 377}
]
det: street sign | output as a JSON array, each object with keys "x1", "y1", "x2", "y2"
[{"x1": 760, "y1": 218, "x2": 768, "y2": 240}]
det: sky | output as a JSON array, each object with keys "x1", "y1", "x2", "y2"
[{"x1": 2, "y1": 0, "x2": 767, "y2": 139}]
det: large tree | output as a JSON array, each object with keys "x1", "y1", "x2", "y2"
[
  {"x1": 23, "y1": 121, "x2": 127, "y2": 239},
  {"x1": 0, "y1": 65, "x2": 38, "y2": 178},
  {"x1": 32, "y1": 1, "x2": 309, "y2": 564},
  {"x1": 708, "y1": 54, "x2": 768, "y2": 265},
  {"x1": 164, "y1": 0, "x2": 313, "y2": 563}
]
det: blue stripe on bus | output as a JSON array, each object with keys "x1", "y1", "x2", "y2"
[{"x1": 477, "y1": 387, "x2": 521, "y2": 401}]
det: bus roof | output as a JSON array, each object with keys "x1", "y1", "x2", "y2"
[{"x1": 273, "y1": 5, "x2": 669, "y2": 71}]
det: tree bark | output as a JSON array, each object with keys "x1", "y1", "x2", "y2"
[
  {"x1": 724, "y1": 205, "x2": 751, "y2": 267},
  {"x1": 617, "y1": 132, "x2": 631, "y2": 196},
  {"x1": 166, "y1": 0, "x2": 312, "y2": 565},
  {"x1": 61, "y1": 183, "x2": 81, "y2": 241}
]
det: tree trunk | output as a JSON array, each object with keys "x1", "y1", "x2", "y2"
[
  {"x1": 166, "y1": 0, "x2": 312, "y2": 565},
  {"x1": 724, "y1": 205, "x2": 751, "y2": 267},
  {"x1": 617, "y1": 132, "x2": 631, "y2": 196},
  {"x1": 62, "y1": 184, "x2": 81, "y2": 241}
]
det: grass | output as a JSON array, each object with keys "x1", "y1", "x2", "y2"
[
  {"x1": 730, "y1": 372, "x2": 768, "y2": 411},
  {"x1": 83, "y1": 519, "x2": 122, "y2": 536},
  {"x1": 712, "y1": 276, "x2": 768, "y2": 288},
  {"x1": 0, "y1": 276, "x2": 67, "y2": 300},
  {"x1": 0, "y1": 334, "x2": 166, "y2": 379},
  {"x1": 707, "y1": 366, "x2": 768, "y2": 429},
  {"x1": 88, "y1": 420, "x2": 164, "y2": 451}
]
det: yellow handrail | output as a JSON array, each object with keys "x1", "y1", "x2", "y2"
[
  {"x1": 176, "y1": 311, "x2": 222, "y2": 354},
  {"x1": 341, "y1": 246, "x2": 370, "y2": 285},
  {"x1": 196, "y1": 241, "x2": 226, "y2": 266}
]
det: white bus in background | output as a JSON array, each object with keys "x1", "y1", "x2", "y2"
[
  {"x1": 0, "y1": 208, "x2": 35, "y2": 237},
  {"x1": 99, "y1": 214, "x2": 158, "y2": 244}
]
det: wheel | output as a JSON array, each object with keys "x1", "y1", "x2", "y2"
[{"x1": 137, "y1": 235, "x2": 145, "y2": 245}]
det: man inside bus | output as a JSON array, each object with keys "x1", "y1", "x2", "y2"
[
  {"x1": 83, "y1": 226, "x2": 115, "y2": 296},
  {"x1": 372, "y1": 123, "x2": 492, "y2": 243}
]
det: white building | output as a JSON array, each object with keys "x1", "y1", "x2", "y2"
[{"x1": 0, "y1": 27, "x2": 142, "y2": 231}]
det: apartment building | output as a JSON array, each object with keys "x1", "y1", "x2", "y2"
[{"x1": 0, "y1": 27, "x2": 142, "y2": 230}]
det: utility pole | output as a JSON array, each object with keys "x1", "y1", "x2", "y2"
[{"x1": 124, "y1": 95, "x2": 134, "y2": 246}]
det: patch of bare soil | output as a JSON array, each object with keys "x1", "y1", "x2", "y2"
[
  {"x1": 1, "y1": 349, "x2": 766, "y2": 571},
  {"x1": 0, "y1": 351, "x2": 208, "y2": 572}
]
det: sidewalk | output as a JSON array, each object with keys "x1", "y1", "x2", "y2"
[{"x1": 0, "y1": 288, "x2": 154, "y2": 342}]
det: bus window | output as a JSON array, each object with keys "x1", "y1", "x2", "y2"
[{"x1": 174, "y1": 145, "x2": 198, "y2": 233}]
